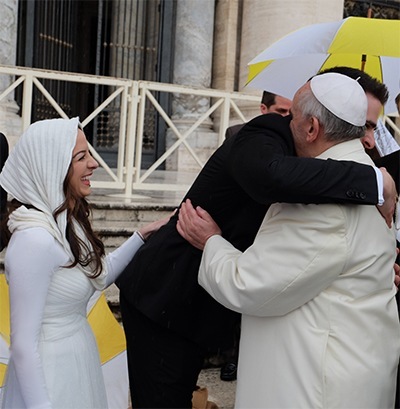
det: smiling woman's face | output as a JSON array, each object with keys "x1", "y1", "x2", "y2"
[{"x1": 69, "y1": 129, "x2": 99, "y2": 198}]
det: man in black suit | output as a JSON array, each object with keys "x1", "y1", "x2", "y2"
[{"x1": 117, "y1": 93, "x2": 395, "y2": 409}]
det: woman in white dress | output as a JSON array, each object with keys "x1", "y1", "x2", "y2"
[{"x1": 0, "y1": 117, "x2": 170, "y2": 408}]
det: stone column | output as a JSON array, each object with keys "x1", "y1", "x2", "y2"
[
  {"x1": 212, "y1": 0, "x2": 240, "y2": 92},
  {"x1": 0, "y1": 0, "x2": 21, "y2": 149},
  {"x1": 211, "y1": 0, "x2": 240, "y2": 132},
  {"x1": 238, "y1": 0, "x2": 344, "y2": 119},
  {"x1": 167, "y1": 0, "x2": 216, "y2": 171}
]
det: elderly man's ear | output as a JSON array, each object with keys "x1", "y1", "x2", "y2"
[{"x1": 306, "y1": 116, "x2": 320, "y2": 143}]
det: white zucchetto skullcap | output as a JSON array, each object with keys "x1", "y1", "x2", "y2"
[{"x1": 310, "y1": 73, "x2": 367, "y2": 126}]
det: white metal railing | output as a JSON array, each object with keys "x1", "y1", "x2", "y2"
[
  {"x1": 0, "y1": 65, "x2": 260, "y2": 197},
  {"x1": 1, "y1": 65, "x2": 399, "y2": 198},
  {"x1": 0, "y1": 65, "x2": 133, "y2": 191},
  {"x1": 129, "y1": 81, "x2": 261, "y2": 195}
]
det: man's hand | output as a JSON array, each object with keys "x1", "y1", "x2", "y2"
[
  {"x1": 378, "y1": 167, "x2": 397, "y2": 228},
  {"x1": 176, "y1": 199, "x2": 221, "y2": 250},
  {"x1": 394, "y1": 248, "x2": 400, "y2": 290}
]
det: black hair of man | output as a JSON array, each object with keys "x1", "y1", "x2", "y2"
[
  {"x1": 395, "y1": 93, "x2": 400, "y2": 113},
  {"x1": 319, "y1": 66, "x2": 389, "y2": 106},
  {"x1": 261, "y1": 91, "x2": 277, "y2": 107}
]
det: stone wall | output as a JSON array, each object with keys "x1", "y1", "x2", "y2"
[
  {"x1": 344, "y1": 0, "x2": 400, "y2": 19},
  {"x1": 0, "y1": 0, "x2": 22, "y2": 150}
]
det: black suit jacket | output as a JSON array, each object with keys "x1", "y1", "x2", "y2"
[
  {"x1": 375, "y1": 150, "x2": 400, "y2": 193},
  {"x1": 225, "y1": 123, "x2": 245, "y2": 139},
  {"x1": 117, "y1": 114, "x2": 378, "y2": 349},
  {"x1": 0, "y1": 133, "x2": 9, "y2": 251}
]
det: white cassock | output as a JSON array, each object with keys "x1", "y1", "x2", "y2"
[{"x1": 199, "y1": 139, "x2": 400, "y2": 409}]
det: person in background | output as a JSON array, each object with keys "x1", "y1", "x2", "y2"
[
  {"x1": 373, "y1": 91, "x2": 400, "y2": 189},
  {"x1": 225, "y1": 91, "x2": 291, "y2": 139},
  {"x1": 259, "y1": 91, "x2": 292, "y2": 116},
  {"x1": 177, "y1": 73, "x2": 400, "y2": 408},
  {"x1": 0, "y1": 118, "x2": 170, "y2": 409},
  {"x1": 117, "y1": 78, "x2": 397, "y2": 407}
]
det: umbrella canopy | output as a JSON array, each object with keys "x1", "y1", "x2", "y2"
[{"x1": 247, "y1": 17, "x2": 400, "y2": 115}]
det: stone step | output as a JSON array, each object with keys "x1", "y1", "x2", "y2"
[
  {"x1": 91, "y1": 202, "x2": 174, "y2": 222},
  {"x1": 92, "y1": 203, "x2": 174, "y2": 249},
  {"x1": 94, "y1": 221, "x2": 140, "y2": 249}
]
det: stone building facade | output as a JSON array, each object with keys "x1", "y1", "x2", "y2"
[
  {"x1": 0, "y1": 0, "x2": 399, "y2": 169},
  {"x1": 0, "y1": 0, "x2": 20, "y2": 148}
]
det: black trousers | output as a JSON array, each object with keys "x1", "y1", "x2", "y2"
[
  {"x1": 396, "y1": 291, "x2": 400, "y2": 409},
  {"x1": 120, "y1": 296, "x2": 206, "y2": 409}
]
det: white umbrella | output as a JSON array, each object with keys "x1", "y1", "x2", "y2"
[{"x1": 246, "y1": 17, "x2": 400, "y2": 115}]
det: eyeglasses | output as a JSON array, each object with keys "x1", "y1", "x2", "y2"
[{"x1": 365, "y1": 120, "x2": 377, "y2": 131}]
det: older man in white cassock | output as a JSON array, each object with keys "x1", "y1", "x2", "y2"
[{"x1": 177, "y1": 73, "x2": 400, "y2": 409}]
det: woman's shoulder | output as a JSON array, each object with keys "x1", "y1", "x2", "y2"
[
  {"x1": 11, "y1": 226, "x2": 57, "y2": 245},
  {"x1": 6, "y1": 227, "x2": 69, "y2": 276},
  {"x1": 8, "y1": 227, "x2": 66, "y2": 263}
]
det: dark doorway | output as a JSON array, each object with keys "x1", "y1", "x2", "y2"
[{"x1": 16, "y1": 0, "x2": 176, "y2": 168}]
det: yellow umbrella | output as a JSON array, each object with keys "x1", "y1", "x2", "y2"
[{"x1": 247, "y1": 17, "x2": 400, "y2": 114}]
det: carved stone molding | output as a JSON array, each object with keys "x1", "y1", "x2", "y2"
[{"x1": 344, "y1": 0, "x2": 400, "y2": 19}]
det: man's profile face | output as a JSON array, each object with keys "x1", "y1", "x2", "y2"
[
  {"x1": 261, "y1": 95, "x2": 292, "y2": 116},
  {"x1": 360, "y1": 93, "x2": 383, "y2": 155}
]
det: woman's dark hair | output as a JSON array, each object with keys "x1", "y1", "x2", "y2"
[
  {"x1": 54, "y1": 163, "x2": 105, "y2": 278},
  {"x1": 0, "y1": 199, "x2": 19, "y2": 248},
  {"x1": 2, "y1": 173, "x2": 105, "y2": 278}
]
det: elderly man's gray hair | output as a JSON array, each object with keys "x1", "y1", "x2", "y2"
[{"x1": 297, "y1": 88, "x2": 366, "y2": 142}]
